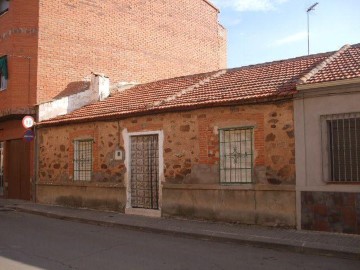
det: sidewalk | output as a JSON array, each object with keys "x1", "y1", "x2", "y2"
[{"x1": 1, "y1": 198, "x2": 359, "y2": 260}]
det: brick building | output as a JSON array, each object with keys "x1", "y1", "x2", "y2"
[
  {"x1": 0, "y1": 0, "x2": 226, "y2": 200},
  {"x1": 35, "y1": 51, "x2": 337, "y2": 228}
]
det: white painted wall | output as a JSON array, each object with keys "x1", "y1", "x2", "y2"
[
  {"x1": 294, "y1": 82, "x2": 360, "y2": 228},
  {"x1": 295, "y1": 84, "x2": 360, "y2": 190},
  {"x1": 38, "y1": 74, "x2": 110, "y2": 122},
  {"x1": 93, "y1": 74, "x2": 110, "y2": 101}
]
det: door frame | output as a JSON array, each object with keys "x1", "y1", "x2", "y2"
[
  {"x1": 0, "y1": 142, "x2": 4, "y2": 197},
  {"x1": 7, "y1": 139, "x2": 31, "y2": 200},
  {"x1": 123, "y1": 129, "x2": 164, "y2": 217}
]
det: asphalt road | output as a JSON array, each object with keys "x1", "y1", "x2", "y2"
[{"x1": 0, "y1": 210, "x2": 359, "y2": 270}]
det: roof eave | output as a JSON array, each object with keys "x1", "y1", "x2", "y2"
[
  {"x1": 297, "y1": 77, "x2": 360, "y2": 91},
  {"x1": 37, "y1": 93, "x2": 295, "y2": 128}
]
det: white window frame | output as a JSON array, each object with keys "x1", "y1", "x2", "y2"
[
  {"x1": 219, "y1": 126, "x2": 254, "y2": 184},
  {"x1": 73, "y1": 139, "x2": 93, "y2": 181},
  {"x1": 321, "y1": 112, "x2": 360, "y2": 183}
]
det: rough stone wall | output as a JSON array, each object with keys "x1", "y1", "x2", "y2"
[
  {"x1": 38, "y1": 100, "x2": 295, "y2": 225},
  {"x1": 39, "y1": 122, "x2": 126, "y2": 184},
  {"x1": 302, "y1": 191, "x2": 360, "y2": 234},
  {"x1": 38, "y1": 121, "x2": 126, "y2": 209},
  {"x1": 36, "y1": 0, "x2": 226, "y2": 103}
]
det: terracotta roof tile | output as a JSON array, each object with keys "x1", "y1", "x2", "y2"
[
  {"x1": 301, "y1": 43, "x2": 360, "y2": 84},
  {"x1": 39, "y1": 50, "x2": 335, "y2": 126}
]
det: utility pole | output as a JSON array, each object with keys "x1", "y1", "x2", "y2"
[{"x1": 307, "y1": 2, "x2": 319, "y2": 55}]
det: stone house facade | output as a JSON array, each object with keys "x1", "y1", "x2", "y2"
[
  {"x1": 36, "y1": 51, "x2": 335, "y2": 227},
  {"x1": 38, "y1": 100, "x2": 296, "y2": 226},
  {"x1": 0, "y1": 0, "x2": 226, "y2": 200}
]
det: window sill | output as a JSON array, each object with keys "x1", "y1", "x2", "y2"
[
  {"x1": 325, "y1": 181, "x2": 360, "y2": 185},
  {"x1": 37, "y1": 181, "x2": 125, "y2": 188},
  {"x1": 162, "y1": 183, "x2": 295, "y2": 191}
]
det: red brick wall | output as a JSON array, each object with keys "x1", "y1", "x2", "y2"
[
  {"x1": 36, "y1": 0, "x2": 226, "y2": 103},
  {"x1": 0, "y1": 0, "x2": 39, "y2": 114},
  {"x1": 218, "y1": 24, "x2": 227, "y2": 70}
]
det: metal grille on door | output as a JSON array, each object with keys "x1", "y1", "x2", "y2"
[{"x1": 130, "y1": 135, "x2": 159, "y2": 209}]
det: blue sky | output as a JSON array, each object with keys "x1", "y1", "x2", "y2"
[{"x1": 211, "y1": 0, "x2": 360, "y2": 68}]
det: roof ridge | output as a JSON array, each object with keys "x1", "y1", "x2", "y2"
[
  {"x1": 110, "y1": 48, "x2": 341, "y2": 93},
  {"x1": 148, "y1": 70, "x2": 226, "y2": 109},
  {"x1": 351, "y1": 42, "x2": 360, "y2": 48},
  {"x1": 134, "y1": 70, "x2": 221, "y2": 88},
  {"x1": 297, "y1": 44, "x2": 351, "y2": 84},
  {"x1": 226, "y1": 51, "x2": 335, "y2": 73}
]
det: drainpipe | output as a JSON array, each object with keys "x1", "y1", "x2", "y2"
[{"x1": 33, "y1": 106, "x2": 39, "y2": 203}]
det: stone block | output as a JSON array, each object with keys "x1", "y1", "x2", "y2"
[
  {"x1": 162, "y1": 188, "x2": 257, "y2": 224},
  {"x1": 255, "y1": 190, "x2": 296, "y2": 227},
  {"x1": 184, "y1": 164, "x2": 219, "y2": 184},
  {"x1": 37, "y1": 184, "x2": 126, "y2": 212},
  {"x1": 301, "y1": 191, "x2": 360, "y2": 235}
]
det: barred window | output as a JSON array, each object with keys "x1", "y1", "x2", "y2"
[
  {"x1": 322, "y1": 113, "x2": 360, "y2": 182},
  {"x1": 74, "y1": 139, "x2": 93, "y2": 181},
  {"x1": 219, "y1": 127, "x2": 254, "y2": 184}
]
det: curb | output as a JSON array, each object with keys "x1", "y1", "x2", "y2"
[{"x1": 12, "y1": 206, "x2": 360, "y2": 261}]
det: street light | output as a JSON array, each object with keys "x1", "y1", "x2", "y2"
[{"x1": 307, "y1": 2, "x2": 319, "y2": 55}]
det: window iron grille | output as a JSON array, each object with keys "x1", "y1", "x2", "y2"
[
  {"x1": 321, "y1": 113, "x2": 360, "y2": 182},
  {"x1": 219, "y1": 127, "x2": 254, "y2": 184},
  {"x1": 74, "y1": 139, "x2": 93, "y2": 181}
]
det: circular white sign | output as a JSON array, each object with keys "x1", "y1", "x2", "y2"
[{"x1": 22, "y1": 116, "x2": 35, "y2": 129}]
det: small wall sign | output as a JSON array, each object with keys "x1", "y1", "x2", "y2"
[
  {"x1": 23, "y1": 129, "x2": 35, "y2": 142},
  {"x1": 22, "y1": 116, "x2": 35, "y2": 129},
  {"x1": 114, "y1": 149, "x2": 124, "y2": 161}
]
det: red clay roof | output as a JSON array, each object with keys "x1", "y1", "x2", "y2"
[
  {"x1": 299, "y1": 43, "x2": 360, "y2": 85},
  {"x1": 40, "y1": 44, "x2": 360, "y2": 127}
]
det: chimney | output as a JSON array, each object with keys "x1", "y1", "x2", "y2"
[{"x1": 91, "y1": 72, "x2": 110, "y2": 101}]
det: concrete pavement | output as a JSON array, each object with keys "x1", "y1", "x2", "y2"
[{"x1": 1, "y1": 199, "x2": 359, "y2": 260}]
